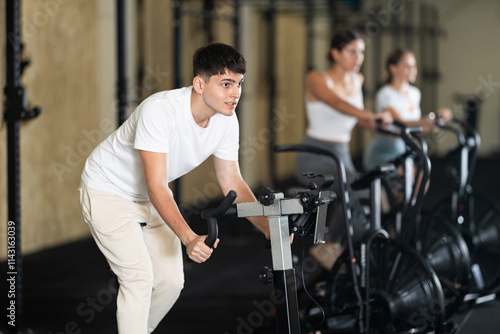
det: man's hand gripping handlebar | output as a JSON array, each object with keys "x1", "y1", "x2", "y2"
[{"x1": 201, "y1": 190, "x2": 238, "y2": 248}]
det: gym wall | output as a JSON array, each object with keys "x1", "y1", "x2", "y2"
[
  {"x1": 435, "y1": 0, "x2": 500, "y2": 156},
  {"x1": 0, "y1": 1, "x2": 107, "y2": 260}
]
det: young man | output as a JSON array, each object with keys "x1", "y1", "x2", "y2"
[{"x1": 78, "y1": 43, "x2": 269, "y2": 334}]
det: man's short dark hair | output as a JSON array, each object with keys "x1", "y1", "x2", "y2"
[{"x1": 193, "y1": 43, "x2": 246, "y2": 80}]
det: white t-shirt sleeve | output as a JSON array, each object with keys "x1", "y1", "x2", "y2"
[
  {"x1": 212, "y1": 114, "x2": 240, "y2": 161},
  {"x1": 134, "y1": 98, "x2": 174, "y2": 153},
  {"x1": 374, "y1": 86, "x2": 392, "y2": 114}
]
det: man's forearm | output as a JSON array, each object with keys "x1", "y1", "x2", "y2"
[{"x1": 147, "y1": 184, "x2": 197, "y2": 246}]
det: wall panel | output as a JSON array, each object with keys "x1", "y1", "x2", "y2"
[{"x1": 0, "y1": 0, "x2": 102, "y2": 259}]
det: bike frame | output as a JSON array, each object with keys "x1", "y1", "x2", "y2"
[{"x1": 202, "y1": 182, "x2": 334, "y2": 334}]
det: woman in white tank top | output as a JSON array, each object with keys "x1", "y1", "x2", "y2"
[
  {"x1": 296, "y1": 29, "x2": 393, "y2": 182},
  {"x1": 295, "y1": 30, "x2": 392, "y2": 266}
]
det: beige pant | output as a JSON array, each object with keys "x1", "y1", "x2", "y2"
[{"x1": 78, "y1": 183, "x2": 184, "y2": 334}]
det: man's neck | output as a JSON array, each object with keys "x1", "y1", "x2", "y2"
[{"x1": 190, "y1": 88, "x2": 214, "y2": 128}]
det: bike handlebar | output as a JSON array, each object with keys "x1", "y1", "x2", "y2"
[
  {"x1": 435, "y1": 117, "x2": 481, "y2": 149},
  {"x1": 434, "y1": 117, "x2": 467, "y2": 146},
  {"x1": 201, "y1": 190, "x2": 238, "y2": 248},
  {"x1": 434, "y1": 117, "x2": 481, "y2": 186},
  {"x1": 376, "y1": 118, "x2": 427, "y2": 154},
  {"x1": 376, "y1": 118, "x2": 423, "y2": 137}
]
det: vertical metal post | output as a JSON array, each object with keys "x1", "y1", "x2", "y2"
[
  {"x1": 5, "y1": 1, "x2": 24, "y2": 331},
  {"x1": 266, "y1": 213, "x2": 301, "y2": 333},
  {"x1": 272, "y1": 269, "x2": 301, "y2": 334},
  {"x1": 268, "y1": 215, "x2": 300, "y2": 334},
  {"x1": 370, "y1": 178, "x2": 381, "y2": 230},
  {"x1": 327, "y1": 0, "x2": 336, "y2": 34},
  {"x1": 116, "y1": 0, "x2": 128, "y2": 126},
  {"x1": 372, "y1": 28, "x2": 382, "y2": 91},
  {"x1": 173, "y1": 0, "x2": 182, "y2": 89},
  {"x1": 172, "y1": 0, "x2": 182, "y2": 202},
  {"x1": 304, "y1": 0, "x2": 314, "y2": 72},
  {"x1": 268, "y1": 216, "x2": 294, "y2": 271},
  {"x1": 233, "y1": 0, "x2": 243, "y2": 176},
  {"x1": 203, "y1": 0, "x2": 214, "y2": 43},
  {"x1": 233, "y1": 0, "x2": 241, "y2": 51},
  {"x1": 404, "y1": 0, "x2": 414, "y2": 49},
  {"x1": 267, "y1": 0, "x2": 277, "y2": 187},
  {"x1": 404, "y1": 156, "x2": 414, "y2": 205},
  {"x1": 419, "y1": 4, "x2": 440, "y2": 117},
  {"x1": 429, "y1": 8, "x2": 439, "y2": 113},
  {"x1": 392, "y1": 8, "x2": 400, "y2": 49}
]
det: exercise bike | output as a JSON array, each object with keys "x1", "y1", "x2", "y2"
[
  {"x1": 275, "y1": 142, "x2": 446, "y2": 333},
  {"x1": 200, "y1": 174, "x2": 336, "y2": 334},
  {"x1": 373, "y1": 119, "x2": 471, "y2": 320},
  {"x1": 422, "y1": 117, "x2": 500, "y2": 299}
]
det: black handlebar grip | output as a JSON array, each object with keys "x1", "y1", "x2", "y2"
[
  {"x1": 389, "y1": 119, "x2": 423, "y2": 134},
  {"x1": 377, "y1": 118, "x2": 424, "y2": 137},
  {"x1": 201, "y1": 190, "x2": 237, "y2": 219},
  {"x1": 376, "y1": 117, "x2": 406, "y2": 129},
  {"x1": 201, "y1": 190, "x2": 238, "y2": 248},
  {"x1": 204, "y1": 217, "x2": 219, "y2": 249},
  {"x1": 392, "y1": 118, "x2": 406, "y2": 129}
]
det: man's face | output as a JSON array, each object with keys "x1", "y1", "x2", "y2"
[{"x1": 201, "y1": 70, "x2": 244, "y2": 116}]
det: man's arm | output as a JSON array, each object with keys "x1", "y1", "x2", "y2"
[
  {"x1": 139, "y1": 150, "x2": 216, "y2": 263},
  {"x1": 213, "y1": 156, "x2": 270, "y2": 240}
]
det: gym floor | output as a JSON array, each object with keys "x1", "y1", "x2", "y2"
[{"x1": 1, "y1": 157, "x2": 500, "y2": 334}]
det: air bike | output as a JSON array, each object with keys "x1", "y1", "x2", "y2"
[
  {"x1": 200, "y1": 174, "x2": 336, "y2": 334},
  {"x1": 368, "y1": 119, "x2": 471, "y2": 321},
  {"x1": 273, "y1": 120, "x2": 452, "y2": 333},
  {"x1": 422, "y1": 117, "x2": 500, "y2": 304}
]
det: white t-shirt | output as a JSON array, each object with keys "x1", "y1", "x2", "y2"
[
  {"x1": 375, "y1": 84, "x2": 421, "y2": 121},
  {"x1": 82, "y1": 86, "x2": 239, "y2": 201}
]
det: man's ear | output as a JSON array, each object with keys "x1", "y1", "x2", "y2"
[{"x1": 193, "y1": 75, "x2": 205, "y2": 95}]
